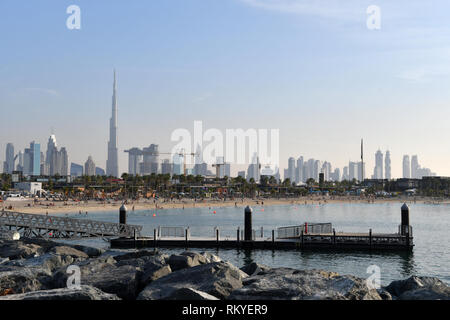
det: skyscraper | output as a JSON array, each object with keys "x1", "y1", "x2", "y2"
[
  {"x1": 349, "y1": 161, "x2": 358, "y2": 181},
  {"x1": 85, "y1": 156, "x2": 96, "y2": 176},
  {"x1": 287, "y1": 157, "x2": 296, "y2": 182},
  {"x1": 106, "y1": 70, "x2": 119, "y2": 177},
  {"x1": 402, "y1": 155, "x2": 411, "y2": 178},
  {"x1": 125, "y1": 148, "x2": 143, "y2": 175},
  {"x1": 46, "y1": 134, "x2": 58, "y2": 176},
  {"x1": 3, "y1": 143, "x2": 14, "y2": 174},
  {"x1": 385, "y1": 150, "x2": 391, "y2": 180},
  {"x1": 23, "y1": 141, "x2": 40, "y2": 176},
  {"x1": 411, "y1": 155, "x2": 419, "y2": 179},
  {"x1": 373, "y1": 150, "x2": 383, "y2": 179},
  {"x1": 357, "y1": 161, "x2": 365, "y2": 182},
  {"x1": 296, "y1": 156, "x2": 303, "y2": 184}
]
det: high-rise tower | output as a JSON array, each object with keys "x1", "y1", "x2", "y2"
[
  {"x1": 402, "y1": 155, "x2": 410, "y2": 178},
  {"x1": 385, "y1": 150, "x2": 391, "y2": 180},
  {"x1": 106, "y1": 70, "x2": 119, "y2": 177}
]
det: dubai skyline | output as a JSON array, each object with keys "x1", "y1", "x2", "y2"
[{"x1": 1, "y1": 0, "x2": 449, "y2": 177}]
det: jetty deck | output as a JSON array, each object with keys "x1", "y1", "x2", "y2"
[{"x1": 110, "y1": 231, "x2": 414, "y2": 251}]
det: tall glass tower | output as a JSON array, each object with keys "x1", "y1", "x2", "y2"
[{"x1": 106, "y1": 70, "x2": 119, "y2": 177}]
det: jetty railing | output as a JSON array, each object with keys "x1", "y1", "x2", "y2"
[
  {"x1": 158, "y1": 226, "x2": 186, "y2": 238},
  {"x1": 0, "y1": 210, "x2": 142, "y2": 239},
  {"x1": 277, "y1": 223, "x2": 332, "y2": 239}
]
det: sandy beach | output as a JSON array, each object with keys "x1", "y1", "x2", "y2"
[{"x1": 1, "y1": 196, "x2": 448, "y2": 215}]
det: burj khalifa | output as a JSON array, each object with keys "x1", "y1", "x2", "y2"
[{"x1": 106, "y1": 70, "x2": 119, "y2": 177}]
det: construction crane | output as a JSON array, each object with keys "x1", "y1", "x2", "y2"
[
  {"x1": 212, "y1": 159, "x2": 226, "y2": 178},
  {"x1": 172, "y1": 149, "x2": 197, "y2": 176}
]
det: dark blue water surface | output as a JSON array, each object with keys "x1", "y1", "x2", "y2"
[{"x1": 60, "y1": 202, "x2": 449, "y2": 285}]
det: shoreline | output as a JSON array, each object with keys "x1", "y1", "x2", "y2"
[{"x1": 2, "y1": 196, "x2": 448, "y2": 215}]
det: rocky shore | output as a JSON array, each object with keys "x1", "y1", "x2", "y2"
[{"x1": 0, "y1": 238, "x2": 449, "y2": 300}]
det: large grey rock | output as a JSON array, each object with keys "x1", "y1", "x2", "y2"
[
  {"x1": 199, "y1": 252, "x2": 222, "y2": 264},
  {"x1": 51, "y1": 257, "x2": 139, "y2": 300},
  {"x1": 72, "y1": 245, "x2": 105, "y2": 258},
  {"x1": 50, "y1": 246, "x2": 89, "y2": 260},
  {"x1": 167, "y1": 253, "x2": 201, "y2": 271},
  {"x1": 0, "y1": 265, "x2": 50, "y2": 294},
  {"x1": 115, "y1": 254, "x2": 172, "y2": 289},
  {"x1": 0, "y1": 241, "x2": 43, "y2": 260},
  {"x1": 0, "y1": 285, "x2": 120, "y2": 300},
  {"x1": 114, "y1": 249, "x2": 165, "y2": 262},
  {"x1": 164, "y1": 287, "x2": 219, "y2": 300},
  {"x1": 240, "y1": 262, "x2": 271, "y2": 276},
  {"x1": 4, "y1": 253, "x2": 75, "y2": 274},
  {"x1": 137, "y1": 261, "x2": 245, "y2": 300},
  {"x1": 386, "y1": 276, "x2": 450, "y2": 300},
  {"x1": 139, "y1": 259, "x2": 172, "y2": 287},
  {"x1": 228, "y1": 268, "x2": 382, "y2": 300}
]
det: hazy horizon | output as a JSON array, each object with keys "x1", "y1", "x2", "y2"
[{"x1": 1, "y1": 0, "x2": 449, "y2": 177}]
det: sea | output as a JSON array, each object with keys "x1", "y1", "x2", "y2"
[{"x1": 58, "y1": 202, "x2": 449, "y2": 286}]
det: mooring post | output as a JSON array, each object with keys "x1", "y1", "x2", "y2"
[
  {"x1": 153, "y1": 228, "x2": 157, "y2": 247},
  {"x1": 185, "y1": 228, "x2": 188, "y2": 246},
  {"x1": 369, "y1": 229, "x2": 372, "y2": 247},
  {"x1": 216, "y1": 228, "x2": 220, "y2": 244},
  {"x1": 401, "y1": 203, "x2": 411, "y2": 248},
  {"x1": 261, "y1": 226, "x2": 264, "y2": 238},
  {"x1": 272, "y1": 229, "x2": 275, "y2": 244},
  {"x1": 119, "y1": 203, "x2": 127, "y2": 223},
  {"x1": 237, "y1": 227, "x2": 240, "y2": 244},
  {"x1": 333, "y1": 228, "x2": 336, "y2": 245},
  {"x1": 244, "y1": 206, "x2": 253, "y2": 241}
]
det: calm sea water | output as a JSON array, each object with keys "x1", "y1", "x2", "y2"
[{"x1": 60, "y1": 202, "x2": 450, "y2": 285}]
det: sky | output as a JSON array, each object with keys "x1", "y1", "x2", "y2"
[{"x1": 1, "y1": 0, "x2": 450, "y2": 178}]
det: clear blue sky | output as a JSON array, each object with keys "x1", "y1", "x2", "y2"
[{"x1": 1, "y1": 0, "x2": 450, "y2": 177}]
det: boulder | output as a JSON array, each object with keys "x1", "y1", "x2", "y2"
[
  {"x1": 199, "y1": 252, "x2": 222, "y2": 263},
  {"x1": 240, "y1": 262, "x2": 271, "y2": 276},
  {"x1": 113, "y1": 249, "x2": 164, "y2": 262},
  {"x1": 137, "y1": 261, "x2": 245, "y2": 300},
  {"x1": 51, "y1": 257, "x2": 138, "y2": 300},
  {"x1": 167, "y1": 253, "x2": 201, "y2": 271},
  {"x1": 139, "y1": 259, "x2": 172, "y2": 287},
  {"x1": 50, "y1": 246, "x2": 89, "y2": 260},
  {"x1": 180, "y1": 251, "x2": 208, "y2": 264},
  {"x1": 0, "y1": 265, "x2": 50, "y2": 294},
  {"x1": 0, "y1": 285, "x2": 120, "y2": 300},
  {"x1": 386, "y1": 276, "x2": 450, "y2": 300},
  {"x1": 165, "y1": 287, "x2": 219, "y2": 300},
  {"x1": 228, "y1": 268, "x2": 382, "y2": 300},
  {"x1": 377, "y1": 288, "x2": 393, "y2": 300},
  {"x1": 72, "y1": 245, "x2": 105, "y2": 258},
  {"x1": 3, "y1": 253, "x2": 74, "y2": 274},
  {"x1": 0, "y1": 241, "x2": 43, "y2": 260}
]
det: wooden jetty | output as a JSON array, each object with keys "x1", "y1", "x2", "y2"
[{"x1": 110, "y1": 204, "x2": 414, "y2": 251}]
